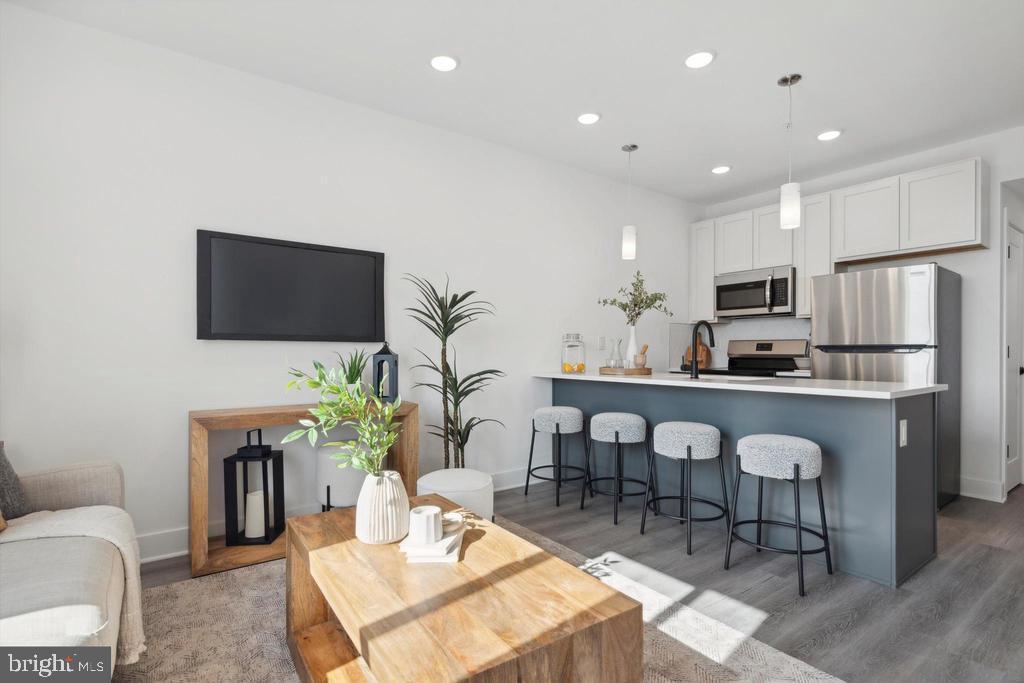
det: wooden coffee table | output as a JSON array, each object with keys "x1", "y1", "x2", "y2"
[{"x1": 286, "y1": 494, "x2": 643, "y2": 682}]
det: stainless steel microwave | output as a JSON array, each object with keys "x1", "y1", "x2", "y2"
[{"x1": 714, "y1": 266, "x2": 795, "y2": 318}]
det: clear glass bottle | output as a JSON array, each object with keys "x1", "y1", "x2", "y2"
[{"x1": 561, "y1": 333, "x2": 586, "y2": 374}]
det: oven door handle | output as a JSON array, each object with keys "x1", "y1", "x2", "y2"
[{"x1": 765, "y1": 274, "x2": 774, "y2": 312}]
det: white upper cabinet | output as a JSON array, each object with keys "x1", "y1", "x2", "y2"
[
  {"x1": 831, "y1": 176, "x2": 900, "y2": 260},
  {"x1": 899, "y1": 158, "x2": 979, "y2": 250},
  {"x1": 689, "y1": 220, "x2": 717, "y2": 323},
  {"x1": 714, "y1": 211, "x2": 753, "y2": 274},
  {"x1": 753, "y1": 205, "x2": 793, "y2": 269},
  {"x1": 792, "y1": 192, "x2": 831, "y2": 318}
]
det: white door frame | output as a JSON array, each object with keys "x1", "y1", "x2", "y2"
[{"x1": 1002, "y1": 209, "x2": 1024, "y2": 494}]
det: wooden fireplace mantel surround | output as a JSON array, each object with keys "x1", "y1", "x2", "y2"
[{"x1": 188, "y1": 401, "x2": 419, "y2": 577}]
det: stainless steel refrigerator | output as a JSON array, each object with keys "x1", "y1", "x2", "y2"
[{"x1": 810, "y1": 263, "x2": 961, "y2": 507}]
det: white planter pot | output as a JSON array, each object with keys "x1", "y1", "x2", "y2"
[{"x1": 355, "y1": 470, "x2": 410, "y2": 544}]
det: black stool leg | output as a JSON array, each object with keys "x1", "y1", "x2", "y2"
[
  {"x1": 717, "y1": 443, "x2": 730, "y2": 530},
  {"x1": 584, "y1": 425, "x2": 595, "y2": 497},
  {"x1": 678, "y1": 456, "x2": 685, "y2": 525},
  {"x1": 580, "y1": 433, "x2": 593, "y2": 510},
  {"x1": 686, "y1": 446, "x2": 694, "y2": 555},
  {"x1": 724, "y1": 453, "x2": 742, "y2": 570},
  {"x1": 650, "y1": 437, "x2": 661, "y2": 515},
  {"x1": 816, "y1": 476, "x2": 833, "y2": 574},
  {"x1": 794, "y1": 463, "x2": 805, "y2": 597},
  {"x1": 616, "y1": 438, "x2": 624, "y2": 504},
  {"x1": 614, "y1": 434, "x2": 622, "y2": 525},
  {"x1": 640, "y1": 444, "x2": 657, "y2": 535},
  {"x1": 554, "y1": 424, "x2": 562, "y2": 507},
  {"x1": 524, "y1": 422, "x2": 536, "y2": 496},
  {"x1": 756, "y1": 476, "x2": 764, "y2": 553}
]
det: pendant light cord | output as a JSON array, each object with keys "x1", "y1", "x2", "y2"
[
  {"x1": 626, "y1": 149, "x2": 633, "y2": 207},
  {"x1": 786, "y1": 84, "x2": 793, "y2": 183}
]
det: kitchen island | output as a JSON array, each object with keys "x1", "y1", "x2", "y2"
[{"x1": 534, "y1": 371, "x2": 948, "y2": 587}]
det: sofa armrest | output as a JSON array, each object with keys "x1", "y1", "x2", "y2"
[{"x1": 19, "y1": 461, "x2": 125, "y2": 512}]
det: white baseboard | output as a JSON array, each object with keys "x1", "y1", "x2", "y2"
[
  {"x1": 491, "y1": 466, "x2": 529, "y2": 492},
  {"x1": 137, "y1": 502, "x2": 323, "y2": 564},
  {"x1": 959, "y1": 475, "x2": 1006, "y2": 503}
]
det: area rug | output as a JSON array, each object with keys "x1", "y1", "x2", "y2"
[{"x1": 115, "y1": 517, "x2": 840, "y2": 682}]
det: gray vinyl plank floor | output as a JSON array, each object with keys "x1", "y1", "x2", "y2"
[
  {"x1": 494, "y1": 481, "x2": 1024, "y2": 682},
  {"x1": 142, "y1": 483, "x2": 1024, "y2": 681}
]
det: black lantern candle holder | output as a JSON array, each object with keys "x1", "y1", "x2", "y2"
[
  {"x1": 372, "y1": 341, "x2": 399, "y2": 403},
  {"x1": 223, "y1": 429, "x2": 284, "y2": 546}
]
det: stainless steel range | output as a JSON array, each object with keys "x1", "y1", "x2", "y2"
[{"x1": 673, "y1": 338, "x2": 810, "y2": 377}]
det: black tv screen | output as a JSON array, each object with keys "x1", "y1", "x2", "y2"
[{"x1": 197, "y1": 230, "x2": 384, "y2": 341}]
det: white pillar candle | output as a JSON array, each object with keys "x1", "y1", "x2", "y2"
[{"x1": 244, "y1": 490, "x2": 265, "y2": 538}]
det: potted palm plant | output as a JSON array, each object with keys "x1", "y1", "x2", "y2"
[
  {"x1": 285, "y1": 360, "x2": 408, "y2": 544},
  {"x1": 405, "y1": 275, "x2": 503, "y2": 469}
]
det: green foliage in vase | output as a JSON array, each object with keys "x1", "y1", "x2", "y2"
[
  {"x1": 283, "y1": 360, "x2": 402, "y2": 477},
  {"x1": 405, "y1": 274, "x2": 503, "y2": 469},
  {"x1": 598, "y1": 271, "x2": 673, "y2": 326}
]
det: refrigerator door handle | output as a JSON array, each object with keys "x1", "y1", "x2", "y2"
[{"x1": 814, "y1": 344, "x2": 932, "y2": 354}]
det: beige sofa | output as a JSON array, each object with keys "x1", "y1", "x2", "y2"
[{"x1": 0, "y1": 461, "x2": 127, "y2": 656}]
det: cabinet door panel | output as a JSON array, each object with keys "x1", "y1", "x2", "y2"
[
  {"x1": 793, "y1": 193, "x2": 831, "y2": 318},
  {"x1": 753, "y1": 205, "x2": 793, "y2": 268},
  {"x1": 689, "y1": 220, "x2": 716, "y2": 322},
  {"x1": 714, "y1": 211, "x2": 754, "y2": 274},
  {"x1": 831, "y1": 176, "x2": 899, "y2": 259},
  {"x1": 900, "y1": 159, "x2": 977, "y2": 249}
]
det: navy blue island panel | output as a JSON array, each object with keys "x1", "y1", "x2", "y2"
[{"x1": 548, "y1": 376, "x2": 939, "y2": 588}]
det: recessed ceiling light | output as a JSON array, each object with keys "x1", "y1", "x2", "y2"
[
  {"x1": 711, "y1": 165, "x2": 731, "y2": 175},
  {"x1": 577, "y1": 112, "x2": 601, "y2": 125},
  {"x1": 430, "y1": 55, "x2": 459, "y2": 72},
  {"x1": 685, "y1": 51, "x2": 716, "y2": 69},
  {"x1": 817, "y1": 129, "x2": 842, "y2": 141}
]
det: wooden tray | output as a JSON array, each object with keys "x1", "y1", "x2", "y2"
[{"x1": 599, "y1": 367, "x2": 653, "y2": 376}]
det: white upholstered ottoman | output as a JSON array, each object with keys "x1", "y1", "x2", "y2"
[{"x1": 417, "y1": 468, "x2": 494, "y2": 521}]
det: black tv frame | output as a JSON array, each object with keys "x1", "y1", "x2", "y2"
[{"x1": 196, "y1": 229, "x2": 385, "y2": 342}]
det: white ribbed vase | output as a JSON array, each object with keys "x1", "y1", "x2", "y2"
[{"x1": 355, "y1": 471, "x2": 409, "y2": 544}]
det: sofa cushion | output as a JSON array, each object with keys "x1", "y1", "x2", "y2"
[
  {"x1": 0, "y1": 536, "x2": 124, "y2": 650},
  {"x1": 0, "y1": 443, "x2": 30, "y2": 519}
]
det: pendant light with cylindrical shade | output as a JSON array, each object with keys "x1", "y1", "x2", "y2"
[
  {"x1": 621, "y1": 144, "x2": 638, "y2": 260},
  {"x1": 778, "y1": 74, "x2": 802, "y2": 230}
]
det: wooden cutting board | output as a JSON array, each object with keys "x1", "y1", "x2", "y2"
[{"x1": 684, "y1": 332, "x2": 711, "y2": 370}]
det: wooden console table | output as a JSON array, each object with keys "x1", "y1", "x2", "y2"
[
  {"x1": 286, "y1": 494, "x2": 643, "y2": 682},
  {"x1": 188, "y1": 402, "x2": 418, "y2": 578}
]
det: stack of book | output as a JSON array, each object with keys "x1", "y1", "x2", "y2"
[{"x1": 399, "y1": 523, "x2": 465, "y2": 564}]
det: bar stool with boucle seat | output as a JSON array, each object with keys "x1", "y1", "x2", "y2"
[
  {"x1": 724, "y1": 434, "x2": 833, "y2": 596},
  {"x1": 524, "y1": 406, "x2": 590, "y2": 507},
  {"x1": 640, "y1": 421, "x2": 730, "y2": 555},
  {"x1": 580, "y1": 412, "x2": 656, "y2": 525}
]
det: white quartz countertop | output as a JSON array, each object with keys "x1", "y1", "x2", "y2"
[{"x1": 533, "y1": 371, "x2": 947, "y2": 400}]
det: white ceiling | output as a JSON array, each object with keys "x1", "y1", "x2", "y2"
[{"x1": 13, "y1": 0, "x2": 1024, "y2": 203}]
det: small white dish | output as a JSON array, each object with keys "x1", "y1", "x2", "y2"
[{"x1": 441, "y1": 512, "x2": 464, "y2": 532}]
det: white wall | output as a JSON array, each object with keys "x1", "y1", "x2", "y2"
[
  {"x1": 0, "y1": 4, "x2": 698, "y2": 560},
  {"x1": 702, "y1": 126, "x2": 1024, "y2": 502}
]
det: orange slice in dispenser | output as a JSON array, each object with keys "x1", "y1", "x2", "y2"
[{"x1": 575, "y1": 363, "x2": 586, "y2": 373}]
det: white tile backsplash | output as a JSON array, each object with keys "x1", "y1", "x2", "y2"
[{"x1": 669, "y1": 318, "x2": 812, "y2": 369}]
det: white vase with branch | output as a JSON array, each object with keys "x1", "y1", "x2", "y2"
[
  {"x1": 285, "y1": 361, "x2": 408, "y2": 544},
  {"x1": 599, "y1": 271, "x2": 673, "y2": 367}
]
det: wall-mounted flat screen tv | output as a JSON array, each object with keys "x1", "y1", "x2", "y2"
[{"x1": 197, "y1": 230, "x2": 384, "y2": 341}]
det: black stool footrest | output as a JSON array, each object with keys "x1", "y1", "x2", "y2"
[
  {"x1": 730, "y1": 519, "x2": 828, "y2": 555},
  {"x1": 588, "y1": 476, "x2": 647, "y2": 497},
  {"x1": 526, "y1": 464, "x2": 586, "y2": 483},
  {"x1": 645, "y1": 495, "x2": 727, "y2": 523}
]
